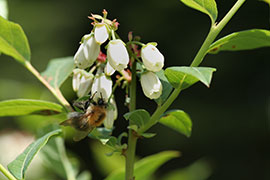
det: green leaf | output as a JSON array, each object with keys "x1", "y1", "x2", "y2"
[
  {"x1": 0, "y1": 16, "x2": 30, "y2": 63},
  {"x1": 0, "y1": 0, "x2": 8, "y2": 19},
  {"x1": 208, "y1": 29, "x2": 270, "y2": 54},
  {"x1": 89, "y1": 127, "x2": 114, "y2": 145},
  {"x1": 124, "y1": 109, "x2": 150, "y2": 130},
  {"x1": 160, "y1": 158, "x2": 212, "y2": 180},
  {"x1": 41, "y1": 56, "x2": 75, "y2": 89},
  {"x1": 7, "y1": 129, "x2": 62, "y2": 180},
  {"x1": 40, "y1": 124, "x2": 78, "y2": 180},
  {"x1": 105, "y1": 151, "x2": 180, "y2": 180},
  {"x1": 165, "y1": 66, "x2": 216, "y2": 89},
  {"x1": 90, "y1": 142, "x2": 125, "y2": 176},
  {"x1": 155, "y1": 70, "x2": 173, "y2": 105},
  {"x1": 0, "y1": 99, "x2": 65, "y2": 117},
  {"x1": 160, "y1": 110, "x2": 192, "y2": 137},
  {"x1": 180, "y1": 0, "x2": 217, "y2": 24}
]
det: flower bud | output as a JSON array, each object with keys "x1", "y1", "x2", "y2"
[
  {"x1": 74, "y1": 34, "x2": 100, "y2": 69},
  {"x1": 140, "y1": 71, "x2": 162, "y2": 99},
  {"x1": 107, "y1": 39, "x2": 129, "y2": 71},
  {"x1": 94, "y1": 23, "x2": 109, "y2": 44},
  {"x1": 141, "y1": 43, "x2": 164, "y2": 72},
  {"x1": 91, "y1": 73, "x2": 112, "y2": 102},
  {"x1": 72, "y1": 69, "x2": 94, "y2": 98},
  {"x1": 104, "y1": 98, "x2": 118, "y2": 129},
  {"x1": 104, "y1": 62, "x2": 115, "y2": 76}
]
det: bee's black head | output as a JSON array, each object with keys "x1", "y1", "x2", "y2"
[{"x1": 97, "y1": 97, "x2": 107, "y2": 106}]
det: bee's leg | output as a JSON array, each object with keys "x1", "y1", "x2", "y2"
[
  {"x1": 73, "y1": 101, "x2": 86, "y2": 111},
  {"x1": 84, "y1": 100, "x2": 90, "y2": 110},
  {"x1": 89, "y1": 91, "x2": 97, "y2": 103}
]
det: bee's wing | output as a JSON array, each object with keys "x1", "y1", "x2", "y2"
[
  {"x1": 73, "y1": 128, "x2": 94, "y2": 142},
  {"x1": 60, "y1": 118, "x2": 72, "y2": 126},
  {"x1": 60, "y1": 112, "x2": 84, "y2": 126}
]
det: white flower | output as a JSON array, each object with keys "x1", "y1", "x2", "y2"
[
  {"x1": 104, "y1": 62, "x2": 116, "y2": 76},
  {"x1": 107, "y1": 39, "x2": 129, "y2": 71},
  {"x1": 74, "y1": 34, "x2": 100, "y2": 69},
  {"x1": 140, "y1": 71, "x2": 163, "y2": 99},
  {"x1": 91, "y1": 73, "x2": 112, "y2": 102},
  {"x1": 104, "y1": 98, "x2": 118, "y2": 129},
  {"x1": 141, "y1": 43, "x2": 164, "y2": 72},
  {"x1": 94, "y1": 23, "x2": 109, "y2": 44},
  {"x1": 72, "y1": 69, "x2": 94, "y2": 98}
]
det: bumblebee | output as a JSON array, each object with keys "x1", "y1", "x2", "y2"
[{"x1": 60, "y1": 95, "x2": 107, "y2": 141}]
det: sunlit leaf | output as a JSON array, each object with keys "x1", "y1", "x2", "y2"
[
  {"x1": 7, "y1": 129, "x2": 62, "y2": 180},
  {"x1": 180, "y1": 0, "x2": 217, "y2": 24},
  {"x1": 0, "y1": 16, "x2": 30, "y2": 63},
  {"x1": 155, "y1": 70, "x2": 173, "y2": 105},
  {"x1": 160, "y1": 110, "x2": 192, "y2": 137},
  {"x1": 0, "y1": 0, "x2": 8, "y2": 19},
  {"x1": 165, "y1": 66, "x2": 216, "y2": 89},
  {"x1": 124, "y1": 109, "x2": 150, "y2": 131},
  {"x1": 105, "y1": 151, "x2": 180, "y2": 180},
  {"x1": 0, "y1": 99, "x2": 65, "y2": 117},
  {"x1": 41, "y1": 57, "x2": 75, "y2": 89},
  {"x1": 208, "y1": 29, "x2": 270, "y2": 54}
]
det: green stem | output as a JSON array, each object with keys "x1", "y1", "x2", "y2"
[
  {"x1": 0, "y1": 163, "x2": 17, "y2": 180},
  {"x1": 140, "y1": 0, "x2": 246, "y2": 133},
  {"x1": 125, "y1": 59, "x2": 137, "y2": 180},
  {"x1": 55, "y1": 137, "x2": 76, "y2": 180},
  {"x1": 24, "y1": 61, "x2": 72, "y2": 112},
  {"x1": 191, "y1": 0, "x2": 246, "y2": 67},
  {"x1": 139, "y1": 85, "x2": 182, "y2": 133},
  {"x1": 126, "y1": 41, "x2": 144, "y2": 47}
]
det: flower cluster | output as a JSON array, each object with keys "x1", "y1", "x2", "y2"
[{"x1": 72, "y1": 10, "x2": 164, "y2": 129}]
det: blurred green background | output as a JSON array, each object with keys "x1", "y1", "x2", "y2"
[{"x1": 0, "y1": 0, "x2": 269, "y2": 179}]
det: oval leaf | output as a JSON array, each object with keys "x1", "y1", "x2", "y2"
[
  {"x1": 0, "y1": 0, "x2": 8, "y2": 19},
  {"x1": 41, "y1": 57, "x2": 75, "y2": 89},
  {"x1": 7, "y1": 129, "x2": 62, "y2": 180},
  {"x1": 180, "y1": 0, "x2": 218, "y2": 24},
  {"x1": 105, "y1": 151, "x2": 180, "y2": 180},
  {"x1": 208, "y1": 29, "x2": 270, "y2": 54},
  {"x1": 160, "y1": 110, "x2": 192, "y2": 137},
  {"x1": 165, "y1": 66, "x2": 216, "y2": 89},
  {"x1": 0, "y1": 99, "x2": 64, "y2": 117},
  {"x1": 0, "y1": 16, "x2": 30, "y2": 63},
  {"x1": 124, "y1": 109, "x2": 150, "y2": 130}
]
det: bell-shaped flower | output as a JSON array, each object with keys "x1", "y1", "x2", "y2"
[
  {"x1": 74, "y1": 34, "x2": 100, "y2": 69},
  {"x1": 103, "y1": 98, "x2": 118, "y2": 129},
  {"x1": 107, "y1": 39, "x2": 129, "y2": 71},
  {"x1": 141, "y1": 43, "x2": 164, "y2": 72},
  {"x1": 91, "y1": 73, "x2": 113, "y2": 102},
  {"x1": 104, "y1": 61, "x2": 115, "y2": 76},
  {"x1": 94, "y1": 23, "x2": 109, "y2": 44},
  {"x1": 72, "y1": 69, "x2": 94, "y2": 98},
  {"x1": 140, "y1": 71, "x2": 162, "y2": 99}
]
